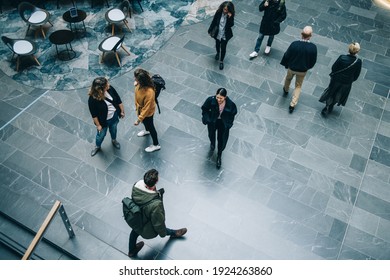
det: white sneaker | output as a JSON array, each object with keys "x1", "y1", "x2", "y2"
[
  {"x1": 249, "y1": 51, "x2": 258, "y2": 58},
  {"x1": 145, "y1": 145, "x2": 161, "y2": 152},
  {"x1": 137, "y1": 130, "x2": 150, "y2": 137},
  {"x1": 264, "y1": 46, "x2": 271, "y2": 54}
]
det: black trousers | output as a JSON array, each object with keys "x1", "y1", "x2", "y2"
[
  {"x1": 215, "y1": 39, "x2": 228, "y2": 61},
  {"x1": 207, "y1": 119, "x2": 229, "y2": 156},
  {"x1": 143, "y1": 115, "x2": 159, "y2": 146}
]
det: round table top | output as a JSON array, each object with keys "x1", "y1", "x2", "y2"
[
  {"x1": 49, "y1": 29, "x2": 75, "y2": 45},
  {"x1": 63, "y1": 9, "x2": 87, "y2": 23}
]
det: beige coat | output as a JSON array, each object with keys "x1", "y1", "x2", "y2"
[{"x1": 134, "y1": 85, "x2": 156, "y2": 122}]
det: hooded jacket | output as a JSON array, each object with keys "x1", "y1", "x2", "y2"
[{"x1": 131, "y1": 180, "x2": 166, "y2": 239}]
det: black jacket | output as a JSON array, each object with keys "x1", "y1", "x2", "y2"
[
  {"x1": 208, "y1": 10, "x2": 234, "y2": 41},
  {"x1": 88, "y1": 86, "x2": 122, "y2": 128},
  {"x1": 330, "y1": 54, "x2": 362, "y2": 84},
  {"x1": 259, "y1": 0, "x2": 287, "y2": 35},
  {"x1": 201, "y1": 96, "x2": 237, "y2": 129},
  {"x1": 280, "y1": 40, "x2": 317, "y2": 72}
]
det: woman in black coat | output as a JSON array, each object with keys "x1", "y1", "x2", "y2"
[
  {"x1": 201, "y1": 88, "x2": 237, "y2": 169},
  {"x1": 208, "y1": 1, "x2": 235, "y2": 70},
  {"x1": 319, "y1": 42, "x2": 362, "y2": 116},
  {"x1": 249, "y1": 0, "x2": 286, "y2": 58}
]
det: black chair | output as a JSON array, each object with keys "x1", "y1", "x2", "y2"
[
  {"x1": 105, "y1": 0, "x2": 132, "y2": 35},
  {"x1": 18, "y1": 2, "x2": 53, "y2": 38},
  {"x1": 130, "y1": 0, "x2": 143, "y2": 12},
  {"x1": 57, "y1": 0, "x2": 76, "y2": 9},
  {"x1": 1, "y1": 35, "x2": 40, "y2": 71},
  {"x1": 98, "y1": 35, "x2": 130, "y2": 66},
  {"x1": 91, "y1": 0, "x2": 109, "y2": 8}
]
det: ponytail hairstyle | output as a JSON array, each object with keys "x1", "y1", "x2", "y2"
[
  {"x1": 89, "y1": 77, "x2": 108, "y2": 100},
  {"x1": 216, "y1": 87, "x2": 227, "y2": 97}
]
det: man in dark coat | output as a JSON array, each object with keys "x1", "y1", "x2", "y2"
[
  {"x1": 249, "y1": 0, "x2": 286, "y2": 58},
  {"x1": 319, "y1": 42, "x2": 362, "y2": 116},
  {"x1": 280, "y1": 26, "x2": 317, "y2": 113},
  {"x1": 201, "y1": 88, "x2": 237, "y2": 169},
  {"x1": 128, "y1": 169, "x2": 187, "y2": 257}
]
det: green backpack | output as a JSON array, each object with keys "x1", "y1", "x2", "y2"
[{"x1": 122, "y1": 197, "x2": 157, "y2": 233}]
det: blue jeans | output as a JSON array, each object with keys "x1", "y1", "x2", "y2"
[
  {"x1": 95, "y1": 111, "x2": 119, "y2": 147},
  {"x1": 254, "y1": 33, "x2": 274, "y2": 52},
  {"x1": 128, "y1": 228, "x2": 176, "y2": 252}
]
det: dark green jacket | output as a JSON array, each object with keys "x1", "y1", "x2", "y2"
[{"x1": 131, "y1": 180, "x2": 166, "y2": 239}]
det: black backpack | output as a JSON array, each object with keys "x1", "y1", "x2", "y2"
[
  {"x1": 151, "y1": 74, "x2": 166, "y2": 114},
  {"x1": 122, "y1": 196, "x2": 158, "y2": 233}
]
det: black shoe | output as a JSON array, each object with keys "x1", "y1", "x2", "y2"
[
  {"x1": 219, "y1": 62, "x2": 224, "y2": 70},
  {"x1": 321, "y1": 106, "x2": 328, "y2": 116},
  {"x1": 91, "y1": 147, "x2": 101, "y2": 157},
  {"x1": 283, "y1": 88, "x2": 288, "y2": 96},
  {"x1": 128, "y1": 241, "x2": 144, "y2": 257},
  {"x1": 289, "y1": 106, "x2": 295, "y2": 113},
  {"x1": 112, "y1": 140, "x2": 120, "y2": 149},
  {"x1": 171, "y1": 228, "x2": 187, "y2": 238},
  {"x1": 215, "y1": 53, "x2": 220, "y2": 60},
  {"x1": 328, "y1": 104, "x2": 334, "y2": 113},
  {"x1": 210, "y1": 144, "x2": 215, "y2": 151},
  {"x1": 216, "y1": 155, "x2": 221, "y2": 169}
]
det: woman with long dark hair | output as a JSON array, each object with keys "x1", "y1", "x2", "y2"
[
  {"x1": 208, "y1": 1, "x2": 235, "y2": 70},
  {"x1": 133, "y1": 68, "x2": 160, "y2": 152}
]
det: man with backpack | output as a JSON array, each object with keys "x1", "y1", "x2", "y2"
[{"x1": 127, "y1": 169, "x2": 187, "y2": 258}]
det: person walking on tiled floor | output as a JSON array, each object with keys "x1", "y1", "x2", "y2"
[
  {"x1": 88, "y1": 77, "x2": 125, "y2": 157},
  {"x1": 249, "y1": 0, "x2": 287, "y2": 59},
  {"x1": 201, "y1": 88, "x2": 237, "y2": 169},
  {"x1": 319, "y1": 42, "x2": 362, "y2": 116},
  {"x1": 280, "y1": 26, "x2": 317, "y2": 113},
  {"x1": 127, "y1": 169, "x2": 187, "y2": 257},
  {"x1": 133, "y1": 68, "x2": 161, "y2": 152},
  {"x1": 208, "y1": 1, "x2": 235, "y2": 70}
]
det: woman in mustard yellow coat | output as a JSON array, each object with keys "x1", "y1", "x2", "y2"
[{"x1": 133, "y1": 68, "x2": 160, "y2": 152}]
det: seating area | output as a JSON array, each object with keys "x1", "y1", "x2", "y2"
[{"x1": 0, "y1": 0, "x2": 201, "y2": 90}]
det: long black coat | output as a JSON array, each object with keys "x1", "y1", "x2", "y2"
[
  {"x1": 259, "y1": 0, "x2": 287, "y2": 35},
  {"x1": 319, "y1": 54, "x2": 362, "y2": 106},
  {"x1": 208, "y1": 10, "x2": 234, "y2": 41}
]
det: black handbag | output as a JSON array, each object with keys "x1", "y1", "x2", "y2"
[{"x1": 209, "y1": 25, "x2": 218, "y2": 38}]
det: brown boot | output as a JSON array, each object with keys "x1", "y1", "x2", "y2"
[
  {"x1": 128, "y1": 241, "x2": 144, "y2": 257},
  {"x1": 171, "y1": 228, "x2": 187, "y2": 238}
]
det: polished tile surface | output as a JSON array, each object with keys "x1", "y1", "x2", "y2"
[{"x1": 1, "y1": 0, "x2": 390, "y2": 260}]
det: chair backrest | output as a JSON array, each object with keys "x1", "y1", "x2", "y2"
[
  {"x1": 118, "y1": 0, "x2": 131, "y2": 17},
  {"x1": 18, "y1": 2, "x2": 36, "y2": 23},
  {"x1": 1, "y1": 36, "x2": 15, "y2": 52},
  {"x1": 112, "y1": 35, "x2": 125, "y2": 51}
]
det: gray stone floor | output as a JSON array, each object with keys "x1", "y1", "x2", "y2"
[{"x1": 1, "y1": 0, "x2": 390, "y2": 260}]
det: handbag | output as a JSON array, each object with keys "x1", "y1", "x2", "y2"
[{"x1": 209, "y1": 25, "x2": 218, "y2": 38}]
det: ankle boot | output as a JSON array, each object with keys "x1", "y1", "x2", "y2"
[{"x1": 216, "y1": 154, "x2": 222, "y2": 169}]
